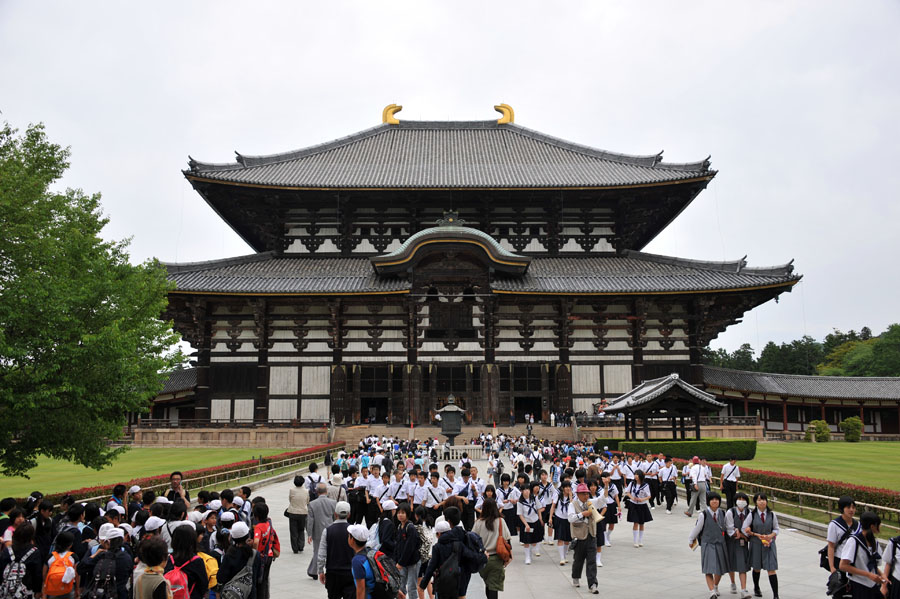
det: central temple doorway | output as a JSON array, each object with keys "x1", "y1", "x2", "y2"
[
  {"x1": 361, "y1": 398, "x2": 388, "y2": 424},
  {"x1": 514, "y1": 397, "x2": 542, "y2": 423}
]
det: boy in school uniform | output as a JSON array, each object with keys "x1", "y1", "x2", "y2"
[
  {"x1": 423, "y1": 472, "x2": 447, "y2": 523},
  {"x1": 721, "y1": 456, "x2": 741, "y2": 510}
]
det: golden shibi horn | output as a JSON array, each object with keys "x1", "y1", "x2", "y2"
[
  {"x1": 382, "y1": 104, "x2": 403, "y2": 124},
  {"x1": 494, "y1": 103, "x2": 514, "y2": 124}
]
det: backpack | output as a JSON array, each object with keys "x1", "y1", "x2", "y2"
[
  {"x1": 219, "y1": 551, "x2": 256, "y2": 599},
  {"x1": 432, "y1": 543, "x2": 462, "y2": 599},
  {"x1": 415, "y1": 526, "x2": 433, "y2": 564},
  {"x1": 197, "y1": 553, "x2": 219, "y2": 589},
  {"x1": 82, "y1": 551, "x2": 117, "y2": 599},
  {"x1": 164, "y1": 555, "x2": 200, "y2": 599},
  {"x1": 45, "y1": 551, "x2": 76, "y2": 596},
  {"x1": 366, "y1": 521, "x2": 382, "y2": 551},
  {"x1": 365, "y1": 550, "x2": 402, "y2": 599},
  {"x1": 0, "y1": 547, "x2": 37, "y2": 599},
  {"x1": 819, "y1": 518, "x2": 857, "y2": 571},
  {"x1": 464, "y1": 531, "x2": 488, "y2": 572}
]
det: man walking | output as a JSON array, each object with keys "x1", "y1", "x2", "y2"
[
  {"x1": 316, "y1": 501, "x2": 355, "y2": 599},
  {"x1": 685, "y1": 456, "x2": 711, "y2": 517},
  {"x1": 568, "y1": 483, "x2": 601, "y2": 594},
  {"x1": 307, "y1": 482, "x2": 336, "y2": 579}
]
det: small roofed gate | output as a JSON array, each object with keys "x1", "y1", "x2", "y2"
[{"x1": 604, "y1": 374, "x2": 726, "y2": 441}]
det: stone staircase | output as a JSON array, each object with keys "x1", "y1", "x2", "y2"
[{"x1": 332, "y1": 423, "x2": 576, "y2": 444}]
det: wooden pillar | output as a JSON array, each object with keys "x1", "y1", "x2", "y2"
[
  {"x1": 331, "y1": 365, "x2": 347, "y2": 424},
  {"x1": 742, "y1": 393, "x2": 750, "y2": 418},
  {"x1": 352, "y1": 365, "x2": 361, "y2": 424},
  {"x1": 859, "y1": 402, "x2": 865, "y2": 431},
  {"x1": 642, "y1": 412, "x2": 649, "y2": 442},
  {"x1": 671, "y1": 416, "x2": 677, "y2": 440},
  {"x1": 191, "y1": 299, "x2": 212, "y2": 423},
  {"x1": 781, "y1": 398, "x2": 788, "y2": 432},
  {"x1": 680, "y1": 415, "x2": 686, "y2": 440},
  {"x1": 820, "y1": 401, "x2": 827, "y2": 421},
  {"x1": 630, "y1": 299, "x2": 646, "y2": 384},
  {"x1": 694, "y1": 412, "x2": 701, "y2": 440},
  {"x1": 253, "y1": 299, "x2": 269, "y2": 423},
  {"x1": 541, "y1": 363, "x2": 550, "y2": 424}
]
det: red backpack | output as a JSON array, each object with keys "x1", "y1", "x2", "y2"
[{"x1": 165, "y1": 555, "x2": 200, "y2": 599}]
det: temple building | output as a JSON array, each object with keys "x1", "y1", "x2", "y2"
[{"x1": 160, "y1": 104, "x2": 801, "y2": 426}]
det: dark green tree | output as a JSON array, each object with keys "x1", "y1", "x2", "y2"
[
  {"x1": 702, "y1": 343, "x2": 757, "y2": 370},
  {"x1": 0, "y1": 122, "x2": 182, "y2": 476},
  {"x1": 756, "y1": 336, "x2": 824, "y2": 375},
  {"x1": 869, "y1": 324, "x2": 900, "y2": 376}
]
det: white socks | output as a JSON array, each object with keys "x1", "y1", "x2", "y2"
[
  {"x1": 524, "y1": 547, "x2": 532, "y2": 563},
  {"x1": 633, "y1": 530, "x2": 639, "y2": 544},
  {"x1": 605, "y1": 531, "x2": 611, "y2": 543},
  {"x1": 639, "y1": 530, "x2": 644, "y2": 544},
  {"x1": 558, "y1": 546, "x2": 567, "y2": 561},
  {"x1": 595, "y1": 553, "x2": 602, "y2": 566}
]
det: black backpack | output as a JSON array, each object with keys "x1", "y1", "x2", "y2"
[
  {"x1": 432, "y1": 543, "x2": 462, "y2": 599},
  {"x1": 818, "y1": 518, "x2": 857, "y2": 571},
  {"x1": 82, "y1": 552, "x2": 117, "y2": 599},
  {"x1": 464, "y1": 531, "x2": 488, "y2": 572}
]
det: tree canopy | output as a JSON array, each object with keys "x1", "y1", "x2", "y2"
[
  {"x1": 0, "y1": 122, "x2": 182, "y2": 476},
  {"x1": 703, "y1": 324, "x2": 900, "y2": 377}
]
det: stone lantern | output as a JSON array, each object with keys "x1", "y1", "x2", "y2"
[{"x1": 436, "y1": 394, "x2": 466, "y2": 446}]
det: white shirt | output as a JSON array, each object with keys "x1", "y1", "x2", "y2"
[
  {"x1": 536, "y1": 482, "x2": 558, "y2": 507},
  {"x1": 658, "y1": 465, "x2": 679, "y2": 483},
  {"x1": 497, "y1": 486, "x2": 520, "y2": 509},
  {"x1": 690, "y1": 464, "x2": 711, "y2": 483},
  {"x1": 423, "y1": 483, "x2": 447, "y2": 508},
  {"x1": 516, "y1": 497, "x2": 541, "y2": 524},
  {"x1": 722, "y1": 463, "x2": 741, "y2": 482},
  {"x1": 840, "y1": 535, "x2": 882, "y2": 588},
  {"x1": 827, "y1": 517, "x2": 860, "y2": 556}
]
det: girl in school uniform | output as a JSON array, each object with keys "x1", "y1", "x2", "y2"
[
  {"x1": 475, "y1": 485, "x2": 501, "y2": 517},
  {"x1": 600, "y1": 471, "x2": 620, "y2": 547},
  {"x1": 743, "y1": 493, "x2": 780, "y2": 599},
  {"x1": 725, "y1": 492, "x2": 753, "y2": 598},
  {"x1": 626, "y1": 470, "x2": 652, "y2": 548},
  {"x1": 882, "y1": 528, "x2": 900, "y2": 599},
  {"x1": 553, "y1": 482, "x2": 574, "y2": 565},
  {"x1": 498, "y1": 474, "x2": 520, "y2": 538},
  {"x1": 688, "y1": 492, "x2": 729, "y2": 599},
  {"x1": 517, "y1": 483, "x2": 543, "y2": 565},
  {"x1": 839, "y1": 512, "x2": 886, "y2": 599}
]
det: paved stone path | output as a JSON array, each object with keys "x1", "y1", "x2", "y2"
[{"x1": 258, "y1": 459, "x2": 827, "y2": 599}]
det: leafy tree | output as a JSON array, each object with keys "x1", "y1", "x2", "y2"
[
  {"x1": 839, "y1": 416, "x2": 863, "y2": 442},
  {"x1": 0, "y1": 122, "x2": 182, "y2": 476},
  {"x1": 702, "y1": 343, "x2": 757, "y2": 370},
  {"x1": 756, "y1": 336, "x2": 824, "y2": 375},
  {"x1": 869, "y1": 324, "x2": 900, "y2": 376}
]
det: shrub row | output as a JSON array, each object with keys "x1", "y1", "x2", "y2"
[
  {"x1": 665, "y1": 457, "x2": 900, "y2": 511},
  {"x1": 592, "y1": 438, "x2": 627, "y2": 452},
  {"x1": 19, "y1": 442, "x2": 343, "y2": 506},
  {"x1": 619, "y1": 439, "x2": 757, "y2": 461}
]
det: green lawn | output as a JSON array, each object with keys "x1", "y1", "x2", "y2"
[
  {"x1": 744, "y1": 441, "x2": 900, "y2": 489},
  {"x1": 0, "y1": 448, "x2": 291, "y2": 497}
]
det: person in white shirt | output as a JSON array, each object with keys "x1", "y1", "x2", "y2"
[
  {"x1": 497, "y1": 474, "x2": 521, "y2": 537},
  {"x1": 552, "y1": 482, "x2": 574, "y2": 565},
  {"x1": 567, "y1": 482, "x2": 603, "y2": 593},
  {"x1": 685, "y1": 457, "x2": 711, "y2": 517},
  {"x1": 645, "y1": 455, "x2": 661, "y2": 509},
  {"x1": 726, "y1": 492, "x2": 753, "y2": 598},
  {"x1": 517, "y1": 483, "x2": 543, "y2": 565},
  {"x1": 423, "y1": 472, "x2": 447, "y2": 522},
  {"x1": 881, "y1": 529, "x2": 900, "y2": 599},
  {"x1": 826, "y1": 496, "x2": 862, "y2": 597},
  {"x1": 536, "y1": 470, "x2": 559, "y2": 544},
  {"x1": 658, "y1": 457, "x2": 679, "y2": 514},
  {"x1": 626, "y1": 470, "x2": 653, "y2": 548},
  {"x1": 682, "y1": 460, "x2": 695, "y2": 506},
  {"x1": 743, "y1": 494, "x2": 780, "y2": 599},
  {"x1": 721, "y1": 456, "x2": 741, "y2": 509},
  {"x1": 839, "y1": 511, "x2": 885, "y2": 599}
]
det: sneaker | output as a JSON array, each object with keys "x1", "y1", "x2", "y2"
[
  {"x1": 559, "y1": 560, "x2": 566, "y2": 565},
  {"x1": 605, "y1": 541, "x2": 611, "y2": 547},
  {"x1": 731, "y1": 583, "x2": 737, "y2": 594},
  {"x1": 666, "y1": 510, "x2": 672, "y2": 514},
  {"x1": 534, "y1": 550, "x2": 541, "y2": 557},
  {"x1": 741, "y1": 592, "x2": 751, "y2": 599},
  {"x1": 650, "y1": 505, "x2": 655, "y2": 510},
  {"x1": 709, "y1": 591, "x2": 719, "y2": 599},
  {"x1": 525, "y1": 557, "x2": 532, "y2": 565},
  {"x1": 753, "y1": 589, "x2": 762, "y2": 597},
  {"x1": 590, "y1": 585, "x2": 599, "y2": 594},
  {"x1": 572, "y1": 579, "x2": 581, "y2": 588},
  {"x1": 638, "y1": 542, "x2": 644, "y2": 547},
  {"x1": 684, "y1": 511, "x2": 692, "y2": 517},
  {"x1": 634, "y1": 543, "x2": 640, "y2": 548},
  {"x1": 597, "y1": 558, "x2": 603, "y2": 567}
]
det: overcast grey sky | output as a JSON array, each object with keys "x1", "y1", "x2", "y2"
[{"x1": 2, "y1": 1, "x2": 898, "y2": 353}]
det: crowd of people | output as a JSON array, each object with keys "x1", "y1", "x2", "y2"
[
  {"x1": 0, "y1": 473, "x2": 279, "y2": 599},
  {"x1": 1, "y1": 434, "x2": 897, "y2": 599}
]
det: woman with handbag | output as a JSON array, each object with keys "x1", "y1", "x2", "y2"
[{"x1": 473, "y1": 498, "x2": 512, "y2": 599}]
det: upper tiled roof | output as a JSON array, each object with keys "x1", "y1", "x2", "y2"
[
  {"x1": 702, "y1": 367, "x2": 900, "y2": 401},
  {"x1": 605, "y1": 374, "x2": 725, "y2": 412},
  {"x1": 491, "y1": 250, "x2": 799, "y2": 293},
  {"x1": 185, "y1": 120, "x2": 713, "y2": 189},
  {"x1": 160, "y1": 368, "x2": 197, "y2": 394},
  {"x1": 165, "y1": 252, "x2": 798, "y2": 295}
]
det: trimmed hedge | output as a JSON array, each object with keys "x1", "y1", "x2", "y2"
[
  {"x1": 619, "y1": 439, "x2": 757, "y2": 461},
  {"x1": 592, "y1": 438, "x2": 627, "y2": 452}
]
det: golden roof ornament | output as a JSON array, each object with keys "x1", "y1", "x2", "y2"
[
  {"x1": 382, "y1": 104, "x2": 402, "y2": 124},
  {"x1": 494, "y1": 103, "x2": 514, "y2": 124}
]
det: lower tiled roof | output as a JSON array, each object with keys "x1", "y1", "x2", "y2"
[
  {"x1": 165, "y1": 251, "x2": 798, "y2": 295},
  {"x1": 702, "y1": 366, "x2": 900, "y2": 400},
  {"x1": 160, "y1": 368, "x2": 197, "y2": 394}
]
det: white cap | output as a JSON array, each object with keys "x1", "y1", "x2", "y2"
[
  {"x1": 118, "y1": 524, "x2": 134, "y2": 538},
  {"x1": 128, "y1": 485, "x2": 141, "y2": 495},
  {"x1": 106, "y1": 528, "x2": 125, "y2": 541},
  {"x1": 347, "y1": 524, "x2": 369, "y2": 543},
  {"x1": 188, "y1": 511, "x2": 204, "y2": 524},
  {"x1": 220, "y1": 511, "x2": 236, "y2": 522},
  {"x1": 203, "y1": 509, "x2": 218, "y2": 521},
  {"x1": 230, "y1": 522, "x2": 250, "y2": 540},
  {"x1": 208, "y1": 500, "x2": 222, "y2": 511},
  {"x1": 381, "y1": 500, "x2": 398, "y2": 511},
  {"x1": 111, "y1": 505, "x2": 126, "y2": 516},
  {"x1": 144, "y1": 516, "x2": 166, "y2": 532},
  {"x1": 154, "y1": 496, "x2": 171, "y2": 505},
  {"x1": 98, "y1": 523, "x2": 116, "y2": 541},
  {"x1": 335, "y1": 501, "x2": 351, "y2": 516},
  {"x1": 435, "y1": 521, "x2": 451, "y2": 534},
  {"x1": 232, "y1": 496, "x2": 244, "y2": 507}
]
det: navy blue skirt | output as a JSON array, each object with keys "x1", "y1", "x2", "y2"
[
  {"x1": 553, "y1": 515, "x2": 572, "y2": 542},
  {"x1": 520, "y1": 520, "x2": 544, "y2": 544},
  {"x1": 626, "y1": 502, "x2": 653, "y2": 524}
]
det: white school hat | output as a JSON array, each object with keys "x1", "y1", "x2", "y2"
[
  {"x1": 208, "y1": 500, "x2": 222, "y2": 511},
  {"x1": 128, "y1": 485, "x2": 141, "y2": 495},
  {"x1": 111, "y1": 505, "x2": 126, "y2": 516},
  {"x1": 98, "y1": 523, "x2": 116, "y2": 541},
  {"x1": 232, "y1": 496, "x2": 244, "y2": 507},
  {"x1": 435, "y1": 521, "x2": 451, "y2": 534},
  {"x1": 105, "y1": 528, "x2": 124, "y2": 541},
  {"x1": 219, "y1": 511, "x2": 236, "y2": 522},
  {"x1": 230, "y1": 522, "x2": 250, "y2": 541},
  {"x1": 144, "y1": 516, "x2": 166, "y2": 532},
  {"x1": 381, "y1": 500, "x2": 398, "y2": 511},
  {"x1": 347, "y1": 524, "x2": 369, "y2": 543}
]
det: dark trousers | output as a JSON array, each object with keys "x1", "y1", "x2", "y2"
[
  {"x1": 649, "y1": 478, "x2": 660, "y2": 506},
  {"x1": 662, "y1": 481, "x2": 677, "y2": 511},
  {"x1": 365, "y1": 500, "x2": 379, "y2": 528},
  {"x1": 462, "y1": 503, "x2": 475, "y2": 531},
  {"x1": 288, "y1": 514, "x2": 307, "y2": 552},
  {"x1": 571, "y1": 534, "x2": 598, "y2": 587},
  {"x1": 612, "y1": 479, "x2": 623, "y2": 498},
  {"x1": 258, "y1": 561, "x2": 272, "y2": 599},
  {"x1": 684, "y1": 480, "x2": 693, "y2": 505},
  {"x1": 723, "y1": 480, "x2": 737, "y2": 509},
  {"x1": 325, "y1": 570, "x2": 355, "y2": 599}
]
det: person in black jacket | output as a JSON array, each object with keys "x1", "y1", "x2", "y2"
[
  {"x1": 393, "y1": 503, "x2": 420, "y2": 599},
  {"x1": 377, "y1": 501, "x2": 398, "y2": 557},
  {"x1": 420, "y1": 507, "x2": 482, "y2": 599},
  {"x1": 218, "y1": 522, "x2": 261, "y2": 599},
  {"x1": 77, "y1": 528, "x2": 133, "y2": 599},
  {"x1": 0, "y1": 523, "x2": 43, "y2": 597}
]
